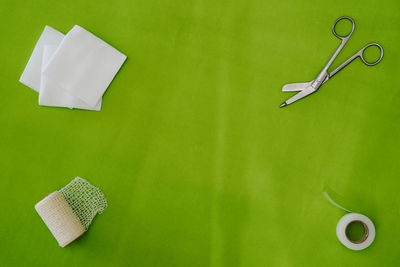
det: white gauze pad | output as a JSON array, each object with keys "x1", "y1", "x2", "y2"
[
  {"x1": 39, "y1": 45, "x2": 102, "y2": 110},
  {"x1": 19, "y1": 26, "x2": 64, "y2": 92},
  {"x1": 42, "y1": 25, "x2": 127, "y2": 107},
  {"x1": 35, "y1": 177, "x2": 107, "y2": 247}
]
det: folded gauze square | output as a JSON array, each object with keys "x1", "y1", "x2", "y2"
[
  {"x1": 19, "y1": 26, "x2": 64, "y2": 92},
  {"x1": 39, "y1": 45, "x2": 101, "y2": 110},
  {"x1": 42, "y1": 25, "x2": 127, "y2": 107}
]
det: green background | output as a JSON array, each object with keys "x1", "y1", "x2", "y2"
[{"x1": 0, "y1": 0, "x2": 399, "y2": 266}]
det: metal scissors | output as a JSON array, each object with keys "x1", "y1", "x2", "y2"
[{"x1": 280, "y1": 16, "x2": 384, "y2": 108}]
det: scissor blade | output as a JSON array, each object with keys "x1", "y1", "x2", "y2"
[
  {"x1": 282, "y1": 80, "x2": 313, "y2": 92},
  {"x1": 280, "y1": 86, "x2": 316, "y2": 108}
]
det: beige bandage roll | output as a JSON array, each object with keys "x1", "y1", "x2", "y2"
[{"x1": 35, "y1": 191, "x2": 85, "y2": 247}]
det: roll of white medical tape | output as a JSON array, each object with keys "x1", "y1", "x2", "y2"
[
  {"x1": 336, "y1": 213, "x2": 375, "y2": 251},
  {"x1": 35, "y1": 191, "x2": 85, "y2": 247}
]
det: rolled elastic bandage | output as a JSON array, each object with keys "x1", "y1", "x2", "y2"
[{"x1": 35, "y1": 177, "x2": 107, "y2": 247}]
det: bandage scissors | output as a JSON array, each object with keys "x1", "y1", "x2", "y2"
[{"x1": 280, "y1": 16, "x2": 383, "y2": 108}]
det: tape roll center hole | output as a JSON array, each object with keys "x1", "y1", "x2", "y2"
[{"x1": 345, "y1": 220, "x2": 369, "y2": 244}]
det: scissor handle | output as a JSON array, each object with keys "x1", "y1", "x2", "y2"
[
  {"x1": 327, "y1": 42, "x2": 384, "y2": 80},
  {"x1": 359, "y1": 43, "x2": 384, "y2": 66},
  {"x1": 332, "y1": 16, "x2": 355, "y2": 40}
]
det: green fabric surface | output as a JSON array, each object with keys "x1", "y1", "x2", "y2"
[{"x1": 0, "y1": 0, "x2": 399, "y2": 266}]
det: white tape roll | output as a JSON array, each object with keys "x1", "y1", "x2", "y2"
[
  {"x1": 336, "y1": 213, "x2": 375, "y2": 250},
  {"x1": 35, "y1": 191, "x2": 85, "y2": 247}
]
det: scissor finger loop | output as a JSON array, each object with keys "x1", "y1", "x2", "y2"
[
  {"x1": 332, "y1": 16, "x2": 355, "y2": 40},
  {"x1": 359, "y1": 43, "x2": 384, "y2": 66}
]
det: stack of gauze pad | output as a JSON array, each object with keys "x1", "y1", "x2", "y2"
[
  {"x1": 35, "y1": 177, "x2": 107, "y2": 247},
  {"x1": 20, "y1": 26, "x2": 127, "y2": 111}
]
